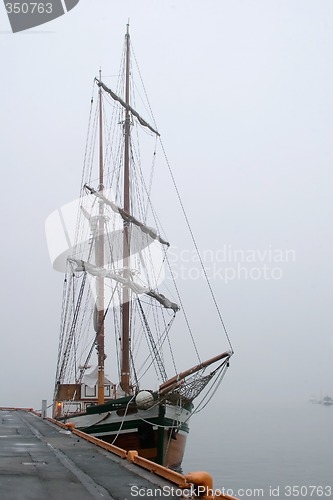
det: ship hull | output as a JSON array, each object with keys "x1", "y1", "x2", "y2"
[
  {"x1": 95, "y1": 427, "x2": 188, "y2": 469},
  {"x1": 59, "y1": 401, "x2": 191, "y2": 470}
]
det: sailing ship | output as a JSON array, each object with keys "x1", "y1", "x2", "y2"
[
  {"x1": 320, "y1": 396, "x2": 333, "y2": 406},
  {"x1": 46, "y1": 26, "x2": 233, "y2": 470}
]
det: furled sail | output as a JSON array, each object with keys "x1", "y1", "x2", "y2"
[
  {"x1": 69, "y1": 258, "x2": 179, "y2": 313},
  {"x1": 95, "y1": 79, "x2": 160, "y2": 136},
  {"x1": 45, "y1": 188, "x2": 166, "y2": 274},
  {"x1": 84, "y1": 184, "x2": 169, "y2": 247}
]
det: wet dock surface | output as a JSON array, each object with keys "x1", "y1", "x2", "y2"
[{"x1": 0, "y1": 409, "x2": 180, "y2": 499}]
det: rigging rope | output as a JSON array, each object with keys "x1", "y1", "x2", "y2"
[
  {"x1": 80, "y1": 80, "x2": 96, "y2": 193},
  {"x1": 137, "y1": 298, "x2": 168, "y2": 383},
  {"x1": 191, "y1": 362, "x2": 230, "y2": 416},
  {"x1": 130, "y1": 43, "x2": 234, "y2": 357},
  {"x1": 77, "y1": 284, "x2": 118, "y2": 384},
  {"x1": 159, "y1": 138, "x2": 234, "y2": 355},
  {"x1": 58, "y1": 273, "x2": 87, "y2": 384},
  {"x1": 134, "y1": 312, "x2": 175, "y2": 383}
]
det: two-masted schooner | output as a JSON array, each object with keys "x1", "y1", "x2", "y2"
[{"x1": 46, "y1": 26, "x2": 233, "y2": 470}]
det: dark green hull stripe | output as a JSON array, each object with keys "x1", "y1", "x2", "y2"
[{"x1": 79, "y1": 416, "x2": 189, "y2": 435}]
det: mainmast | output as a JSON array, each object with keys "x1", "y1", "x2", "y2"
[
  {"x1": 120, "y1": 24, "x2": 131, "y2": 394},
  {"x1": 97, "y1": 68, "x2": 105, "y2": 404}
]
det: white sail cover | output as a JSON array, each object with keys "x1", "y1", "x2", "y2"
[
  {"x1": 70, "y1": 258, "x2": 179, "y2": 313},
  {"x1": 45, "y1": 188, "x2": 166, "y2": 272},
  {"x1": 84, "y1": 185, "x2": 169, "y2": 247},
  {"x1": 45, "y1": 188, "x2": 178, "y2": 311},
  {"x1": 82, "y1": 366, "x2": 113, "y2": 388}
]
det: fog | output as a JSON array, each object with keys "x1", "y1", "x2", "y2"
[{"x1": 1, "y1": 0, "x2": 332, "y2": 418}]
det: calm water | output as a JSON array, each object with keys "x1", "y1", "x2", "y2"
[{"x1": 183, "y1": 400, "x2": 333, "y2": 499}]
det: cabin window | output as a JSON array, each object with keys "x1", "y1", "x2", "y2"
[
  {"x1": 63, "y1": 402, "x2": 81, "y2": 413},
  {"x1": 104, "y1": 385, "x2": 111, "y2": 397},
  {"x1": 84, "y1": 385, "x2": 96, "y2": 397}
]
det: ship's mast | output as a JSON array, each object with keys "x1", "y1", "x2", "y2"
[
  {"x1": 97, "y1": 68, "x2": 105, "y2": 404},
  {"x1": 120, "y1": 24, "x2": 131, "y2": 394}
]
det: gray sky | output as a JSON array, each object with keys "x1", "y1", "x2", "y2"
[{"x1": 0, "y1": 0, "x2": 332, "y2": 413}]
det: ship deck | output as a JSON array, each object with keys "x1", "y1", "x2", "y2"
[{"x1": 0, "y1": 408, "x2": 183, "y2": 500}]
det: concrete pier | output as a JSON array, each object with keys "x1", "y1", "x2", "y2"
[{"x1": 0, "y1": 409, "x2": 181, "y2": 500}]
